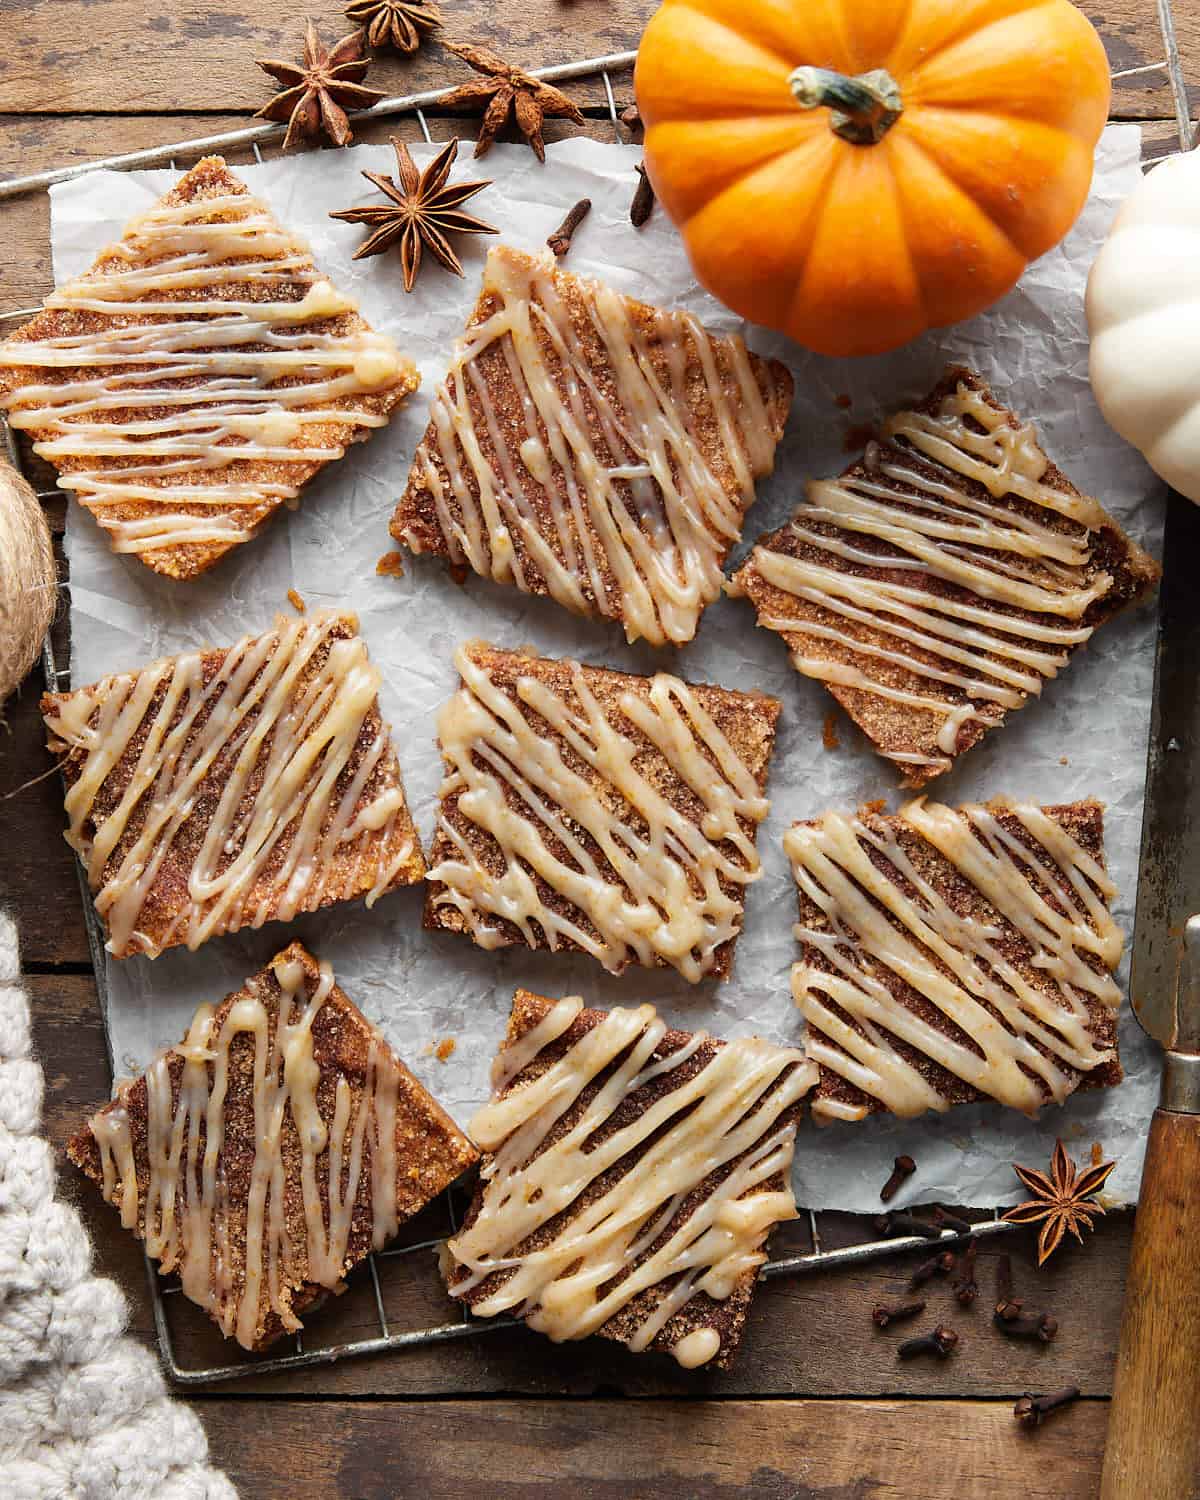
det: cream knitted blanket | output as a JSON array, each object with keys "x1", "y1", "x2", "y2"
[{"x1": 0, "y1": 913, "x2": 236, "y2": 1499}]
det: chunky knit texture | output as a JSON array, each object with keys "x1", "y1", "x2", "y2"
[{"x1": 0, "y1": 912, "x2": 236, "y2": 1499}]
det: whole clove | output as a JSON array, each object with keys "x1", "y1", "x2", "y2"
[
  {"x1": 630, "y1": 161, "x2": 656, "y2": 227},
  {"x1": 546, "y1": 198, "x2": 592, "y2": 257},
  {"x1": 898, "y1": 1324, "x2": 959, "y2": 1360},
  {"x1": 879, "y1": 1154, "x2": 916, "y2": 1203},
  {"x1": 1014, "y1": 1386, "x2": 1081, "y2": 1428},
  {"x1": 871, "y1": 1298, "x2": 926, "y2": 1328},
  {"x1": 994, "y1": 1310, "x2": 1058, "y2": 1343},
  {"x1": 953, "y1": 1240, "x2": 979, "y2": 1306},
  {"x1": 932, "y1": 1205, "x2": 971, "y2": 1235},
  {"x1": 910, "y1": 1249, "x2": 957, "y2": 1288},
  {"x1": 874, "y1": 1211, "x2": 942, "y2": 1241},
  {"x1": 994, "y1": 1252, "x2": 1024, "y2": 1322}
]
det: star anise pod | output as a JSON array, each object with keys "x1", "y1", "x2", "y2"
[
  {"x1": 441, "y1": 40, "x2": 584, "y2": 161},
  {"x1": 1002, "y1": 1139, "x2": 1117, "y2": 1265},
  {"x1": 345, "y1": 0, "x2": 441, "y2": 54},
  {"x1": 256, "y1": 23, "x2": 385, "y2": 150},
  {"x1": 329, "y1": 137, "x2": 497, "y2": 291}
]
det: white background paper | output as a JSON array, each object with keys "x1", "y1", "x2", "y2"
[{"x1": 51, "y1": 127, "x2": 1165, "y2": 1210}]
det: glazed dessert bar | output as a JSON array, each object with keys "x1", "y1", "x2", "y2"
[
  {"x1": 731, "y1": 368, "x2": 1159, "y2": 785},
  {"x1": 391, "y1": 244, "x2": 793, "y2": 645},
  {"x1": 443, "y1": 990, "x2": 816, "y2": 1369},
  {"x1": 785, "y1": 797, "x2": 1124, "y2": 1123},
  {"x1": 41, "y1": 609, "x2": 425, "y2": 959},
  {"x1": 0, "y1": 156, "x2": 418, "y2": 579},
  {"x1": 424, "y1": 641, "x2": 780, "y2": 982},
  {"x1": 68, "y1": 944, "x2": 478, "y2": 1351}
]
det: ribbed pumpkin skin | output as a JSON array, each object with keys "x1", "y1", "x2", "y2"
[{"x1": 635, "y1": 0, "x2": 1110, "y2": 357}]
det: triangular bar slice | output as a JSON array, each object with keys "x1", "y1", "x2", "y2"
[
  {"x1": 0, "y1": 156, "x2": 419, "y2": 579},
  {"x1": 425, "y1": 641, "x2": 780, "y2": 982},
  {"x1": 390, "y1": 245, "x2": 793, "y2": 646},
  {"x1": 785, "y1": 797, "x2": 1125, "y2": 1123},
  {"x1": 731, "y1": 367, "x2": 1159, "y2": 786},
  {"x1": 41, "y1": 609, "x2": 425, "y2": 959},
  {"x1": 443, "y1": 990, "x2": 815, "y2": 1370},
  {"x1": 68, "y1": 944, "x2": 478, "y2": 1351}
]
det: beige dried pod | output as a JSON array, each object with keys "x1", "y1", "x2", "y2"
[{"x1": 0, "y1": 459, "x2": 55, "y2": 706}]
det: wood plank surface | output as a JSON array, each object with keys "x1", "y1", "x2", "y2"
[
  {"x1": 2, "y1": 0, "x2": 1191, "y2": 1491},
  {"x1": 195, "y1": 1396, "x2": 1111, "y2": 1499},
  {"x1": 0, "y1": 0, "x2": 1188, "y2": 116}
]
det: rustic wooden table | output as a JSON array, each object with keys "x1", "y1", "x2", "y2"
[{"x1": 1, "y1": 4, "x2": 1191, "y2": 1495}]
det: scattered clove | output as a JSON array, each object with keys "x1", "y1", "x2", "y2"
[
  {"x1": 1014, "y1": 1386, "x2": 1081, "y2": 1428},
  {"x1": 546, "y1": 198, "x2": 592, "y2": 257},
  {"x1": 910, "y1": 1249, "x2": 957, "y2": 1288},
  {"x1": 994, "y1": 1310, "x2": 1058, "y2": 1343},
  {"x1": 879, "y1": 1154, "x2": 916, "y2": 1203},
  {"x1": 872, "y1": 1298, "x2": 926, "y2": 1328},
  {"x1": 874, "y1": 1211, "x2": 942, "y2": 1241},
  {"x1": 953, "y1": 1240, "x2": 979, "y2": 1306},
  {"x1": 932, "y1": 1205, "x2": 971, "y2": 1235},
  {"x1": 898, "y1": 1324, "x2": 959, "y2": 1360},
  {"x1": 619, "y1": 103, "x2": 642, "y2": 134},
  {"x1": 630, "y1": 161, "x2": 655, "y2": 227},
  {"x1": 994, "y1": 1252, "x2": 1024, "y2": 1322}
]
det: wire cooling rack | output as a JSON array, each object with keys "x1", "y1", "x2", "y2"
[{"x1": 3, "y1": 14, "x2": 1184, "y2": 1382}]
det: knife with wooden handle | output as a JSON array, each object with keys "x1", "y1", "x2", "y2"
[{"x1": 1100, "y1": 490, "x2": 1200, "y2": 1500}]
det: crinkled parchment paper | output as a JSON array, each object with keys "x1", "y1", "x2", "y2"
[{"x1": 50, "y1": 126, "x2": 1163, "y2": 1209}]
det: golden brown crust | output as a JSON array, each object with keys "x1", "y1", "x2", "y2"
[
  {"x1": 732, "y1": 366, "x2": 1161, "y2": 787},
  {"x1": 424, "y1": 642, "x2": 781, "y2": 981},
  {"x1": 0, "y1": 156, "x2": 418, "y2": 580},
  {"x1": 448, "y1": 990, "x2": 802, "y2": 1369},
  {"x1": 792, "y1": 798, "x2": 1122, "y2": 1120},
  {"x1": 390, "y1": 246, "x2": 792, "y2": 639},
  {"x1": 41, "y1": 614, "x2": 425, "y2": 959},
  {"x1": 68, "y1": 943, "x2": 478, "y2": 1352}
]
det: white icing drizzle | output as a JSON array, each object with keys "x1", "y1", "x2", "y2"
[
  {"x1": 88, "y1": 954, "x2": 407, "y2": 1350},
  {"x1": 446, "y1": 997, "x2": 814, "y2": 1367},
  {"x1": 402, "y1": 245, "x2": 783, "y2": 645},
  {"x1": 428, "y1": 645, "x2": 771, "y2": 981},
  {"x1": 744, "y1": 382, "x2": 1113, "y2": 776},
  {"x1": 784, "y1": 799, "x2": 1123, "y2": 1122},
  {"x1": 0, "y1": 180, "x2": 413, "y2": 560},
  {"x1": 42, "y1": 609, "x2": 418, "y2": 958}
]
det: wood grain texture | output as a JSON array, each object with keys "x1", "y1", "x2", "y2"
[
  {"x1": 1100, "y1": 1108, "x2": 1200, "y2": 1498},
  {"x1": 0, "y1": 0, "x2": 1190, "y2": 117},
  {"x1": 196, "y1": 1396, "x2": 1111, "y2": 1499}
]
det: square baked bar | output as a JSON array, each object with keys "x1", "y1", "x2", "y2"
[
  {"x1": 425, "y1": 641, "x2": 780, "y2": 982},
  {"x1": 391, "y1": 245, "x2": 793, "y2": 645},
  {"x1": 68, "y1": 943, "x2": 478, "y2": 1351},
  {"x1": 784, "y1": 797, "x2": 1124, "y2": 1123},
  {"x1": 731, "y1": 367, "x2": 1159, "y2": 786},
  {"x1": 443, "y1": 990, "x2": 815, "y2": 1370},
  {"x1": 41, "y1": 609, "x2": 425, "y2": 959},
  {"x1": 0, "y1": 156, "x2": 418, "y2": 579}
]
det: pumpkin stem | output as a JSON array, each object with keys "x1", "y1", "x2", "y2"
[{"x1": 789, "y1": 66, "x2": 902, "y2": 145}]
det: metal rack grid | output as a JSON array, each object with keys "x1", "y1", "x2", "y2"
[{"x1": 4, "y1": 14, "x2": 1185, "y2": 1382}]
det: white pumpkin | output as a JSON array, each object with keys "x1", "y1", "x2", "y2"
[{"x1": 1087, "y1": 152, "x2": 1200, "y2": 502}]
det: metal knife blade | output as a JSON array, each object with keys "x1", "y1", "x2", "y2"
[{"x1": 1131, "y1": 488, "x2": 1200, "y2": 1056}]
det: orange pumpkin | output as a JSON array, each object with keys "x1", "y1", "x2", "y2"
[{"x1": 635, "y1": 0, "x2": 1110, "y2": 357}]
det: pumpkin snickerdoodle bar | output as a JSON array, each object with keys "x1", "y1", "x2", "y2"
[
  {"x1": 391, "y1": 244, "x2": 793, "y2": 645},
  {"x1": 0, "y1": 156, "x2": 418, "y2": 579},
  {"x1": 424, "y1": 641, "x2": 780, "y2": 982},
  {"x1": 442, "y1": 989, "x2": 815, "y2": 1369},
  {"x1": 69, "y1": 944, "x2": 477, "y2": 1351},
  {"x1": 731, "y1": 367, "x2": 1158, "y2": 786}
]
